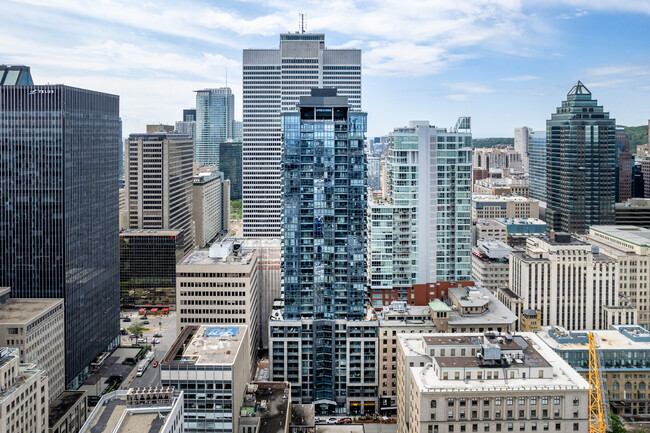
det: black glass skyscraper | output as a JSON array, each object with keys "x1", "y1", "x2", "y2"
[
  {"x1": 0, "y1": 84, "x2": 120, "y2": 388},
  {"x1": 546, "y1": 81, "x2": 616, "y2": 233}
]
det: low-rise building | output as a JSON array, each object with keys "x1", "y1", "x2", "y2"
[
  {"x1": 471, "y1": 240, "x2": 512, "y2": 293},
  {"x1": 520, "y1": 309, "x2": 542, "y2": 332},
  {"x1": 473, "y1": 176, "x2": 529, "y2": 197},
  {"x1": 493, "y1": 217, "x2": 546, "y2": 246},
  {"x1": 0, "y1": 347, "x2": 48, "y2": 433},
  {"x1": 475, "y1": 219, "x2": 507, "y2": 244},
  {"x1": 445, "y1": 286, "x2": 518, "y2": 333},
  {"x1": 615, "y1": 199, "x2": 650, "y2": 228},
  {"x1": 161, "y1": 325, "x2": 250, "y2": 433},
  {"x1": 370, "y1": 281, "x2": 474, "y2": 309},
  {"x1": 48, "y1": 391, "x2": 88, "y2": 433},
  {"x1": 472, "y1": 194, "x2": 539, "y2": 221},
  {"x1": 397, "y1": 333, "x2": 589, "y2": 433},
  {"x1": 79, "y1": 387, "x2": 183, "y2": 433},
  {"x1": 238, "y1": 382, "x2": 292, "y2": 433},
  {"x1": 537, "y1": 325, "x2": 650, "y2": 420},
  {"x1": 176, "y1": 240, "x2": 260, "y2": 369},
  {"x1": 585, "y1": 225, "x2": 650, "y2": 328},
  {"x1": 0, "y1": 298, "x2": 65, "y2": 404}
]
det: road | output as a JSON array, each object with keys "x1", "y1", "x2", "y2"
[{"x1": 120, "y1": 311, "x2": 178, "y2": 389}]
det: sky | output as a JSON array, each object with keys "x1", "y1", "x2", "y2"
[{"x1": 2, "y1": 0, "x2": 650, "y2": 138}]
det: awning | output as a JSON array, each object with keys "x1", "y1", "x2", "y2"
[
  {"x1": 138, "y1": 308, "x2": 145, "y2": 312},
  {"x1": 162, "y1": 308, "x2": 169, "y2": 311},
  {"x1": 151, "y1": 308, "x2": 158, "y2": 312}
]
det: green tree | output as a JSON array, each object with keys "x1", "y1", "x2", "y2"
[
  {"x1": 610, "y1": 413, "x2": 626, "y2": 433},
  {"x1": 127, "y1": 321, "x2": 145, "y2": 337}
]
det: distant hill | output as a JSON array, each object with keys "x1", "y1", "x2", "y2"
[
  {"x1": 472, "y1": 137, "x2": 514, "y2": 148},
  {"x1": 622, "y1": 125, "x2": 648, "y2": 155}
]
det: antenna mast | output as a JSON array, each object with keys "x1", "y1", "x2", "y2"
[{"x1": 299, "y1": 12, "x2": 306, "y2": 33}]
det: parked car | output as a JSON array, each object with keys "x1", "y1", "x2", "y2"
[
  {"x1": 152, "y1": 339, "x2": 160, "y2": 344},
  {"x1": 143, "y1": 321, "x2": 150, "y2": 325},
  {"x1": 152, "y1": 361, "x2": 159, "y2": 368},
  {"x1": 326, "y1": 418, "x2": 338, "y2": 424},
  {"x1": 153, "y1": 333, "x2": 163, "y2": 338},
  {"x1": 122, "y1": 317, "x2": 131, "y2": 322},
  {"x1": 339, "y1": 418, "x2": 353, "y2": 424},
  {"x1": 136, "y1": 338, "x2": 147, "y2": 344},
  {"x1": 314, "y1": 417, "x2": 321, "y2": 424}
]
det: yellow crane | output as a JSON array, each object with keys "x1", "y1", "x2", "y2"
[{"x1": 589, "y1": 332, "x2": 607, "y2": 433}]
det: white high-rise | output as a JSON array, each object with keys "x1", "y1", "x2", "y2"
[
  {"x1": 514, "y1": 126, "x2": 532, "y2": 171},
  {"x1": 242, "y1": 32, "x2": 361, "y2": 237}
]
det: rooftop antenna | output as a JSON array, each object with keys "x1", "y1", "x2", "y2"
[{"x1": 299, "y1": 12, "x2": 306, "y2": 34}]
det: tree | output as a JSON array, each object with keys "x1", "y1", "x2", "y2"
[
  {"x1": 610, "y1": 413, "x2": 626, "y2": 433},
  {"x1": 127, "y1": 321, "x2": 145, "y2": 337}
]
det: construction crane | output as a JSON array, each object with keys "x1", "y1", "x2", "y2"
[{"x1": 589, "y1": 332, "x2": 607, "y2": 433}]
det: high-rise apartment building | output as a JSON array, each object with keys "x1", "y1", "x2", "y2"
[
  {"x1": 528, "y1": 130, "x2": 547, "y2": 202},
  {"x1": 0, "y1": 82, "x2": 120, "y2": 388},
  {"x1": 270, "y1": 89, "x2": 377, "y2": 414},
  {"x1": 546, "y1": 81, "x2": 616, "y2": 233},
  {"x1": 195, "y1": 88, "x2": 234, "y2": 166},
  {"x1": 126, "y1": 132, "x2": 194, "y2": 254},
  {"x1": 514, "y1": 126, "x2": 531, "y2": 170},
  {"x1": 368, "y1": 119, "x2": 472, "y2": 298},
  {"x1": 242, "y1": 32, "x2": 361, "y2": 237}
]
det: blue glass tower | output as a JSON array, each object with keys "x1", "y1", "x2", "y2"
[
  {"x1": 528, "y1": 130, "x2": 547, "y2": 203},
  {"x1": 195, "y1": 88, "x2": 234, "y2": 166},
  {"x1": 281, "y1": 88, "x2": 367, "y2": 321},
  {"x1": 0, "y1": 84, "x2": 120, "y2": 388}
]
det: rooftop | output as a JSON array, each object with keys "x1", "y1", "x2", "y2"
[
  {"x1": 119, "y1": 229, "x2": 182, "y2": 238},
  {"x1": 180, "y1": 239, "x2": 255, "y2": 266},
  {"x1": 616, "y1": 198, "x2": 650, "y2": 208},
  {"x1": 537, "y1": 325, "x2": 650, "y2": 351},
  {"x1": 494, "y1": 217, "x2": 546, "y2": 226},
  {"x1": 0, "y1": 298, "x2": 62, "y2": 325},
  {"x1": 448, "y1": 286, "x2": 518, "y2": 326},
  {"x1": 240, "y1": 382, "x2": 291, "y2": 433},
  {"x1": 162, "y1": 325, "x2": 247, "y2": 366},
  {"x1": 472, "y1": 194, "x2": 536, "y2": 203},
  {"x1": 49, "y1": 391, "x2": 87, "y2": 428},
  {"x1": 589, "y1": 225, "x2": 650, "y2": 247}
]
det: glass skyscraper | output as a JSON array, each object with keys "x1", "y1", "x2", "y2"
[
  {"x1": 195, "y1": 88, "x2": 234, "y2": 166},
  {"x1": 546, "y1": 81, "x2": 616, "y2": 233},
  {"x1": 528, "y1": 130, "x2": 547, "y2": 203},
  {"x1": 0, "y1": 84, "x2": 120, "y2": 388},
  {"x1": 270, "y1": 89, "x2": 377, "y2": 415}
]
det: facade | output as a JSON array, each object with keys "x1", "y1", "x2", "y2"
[
  {"x1": 528, "y1": 130, "x2": 547, "y2": 203},
  {"x1": 0, "y1": 84, "x2": 120, "y2": 388},
  {"x1": 369, "y1": 281, "x2": 474, "y2": 309},
  {"x1": 475, "y1": 219, "x2": 507, "y2": 244},
  {"x1": 397, "y1": 333, "x2": 590, "y2": 433},
  {"x1": 616, "y1": 198, "x2": 650, "y2": 227},
  {"x1": 220, "y1": 141, "x2": 243, "y2": 200},
  {"x1": 242, "y1": 32, "x2": 361, "y2": 237},
  {"x1": 510, "y1": 234, "x2": 630, "y2": 330},
  {"x1": 514, "y1": 126, "x2": 531, "y2": 171},
  {"x1": 119, "y1": 187, "x2": 129, "y2": 230},
  {"x1": 368, "y1": 119, "x2": 473, "y2": 296},
  {"x1": 520, "y1": 309, "x2": 542, "y2": 332},
  {"x1": 538, "y1": 325, "x2": 650, "y2": 420},
  {"x1": 195, "y1": 88, "x2": 235, "y2": 166},
  {"x1": 272, "y1": 88, "x2": 376, "y2": 414},
  {"x1": 493, "y1": 217, "x2": 546, "y2": 246},
  {"x1": 643, "y1": 158, "x2": 650, "y2": 198},
  {"x1": 176, "y1": 240, "x2": 260, "y2": 369},
  {"x1": 162, "y1": 325, "x2": 250, "y2": 433},
  {"x1": 472, "y1": 147, "x2": 523, "y2": 172},
  {"x1": 0, "y1": 64, "x2": 34, "y2": 85},
  {"x1": 119, "y1": 230, "x2": 185, "y2": 309},
  {"x1": 473, "y1": 176, "x2": 529, "y2": 197},
  {"x1": 80, "y1": 388, "x2": 184, "y2": 433},
  {"x1": 585, "y1": 225, "x2": 650, "y2": 328},
  {"x1": 0, "y1": 348, "x2": 48, "y2": 433},
  {"x1": 471, "y1": 239, "x2": 512, "y2": 293},
  {"x1": 175, "y1": 120, "x2": 196, "y2": 139},
  {"x1": 126, "y1": 132, "x2": 194, "y2": 254},
  {"x1": 546, "y1": 81, "x2": 616, "y2": 233},
  {"x1": 193, "y1": 170, "x2": 230, "y2": 247},
  {"x1": 48, "y1": 391, "x2": 87, "y2": 433},
  {"x1": 472, "y1": 194, "x2": 539, "y2": 221},
  {"x1": 0, "y1": 298, "x2": 65, "y2": 404},
  {"x1": 616, "y1": 126, "x2": 634, "y2": 202}
]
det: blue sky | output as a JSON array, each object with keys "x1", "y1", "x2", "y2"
[{"x1": 2, "y1": 0, "x2": 650, "y2": 137}]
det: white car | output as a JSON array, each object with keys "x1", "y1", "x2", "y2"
[
  {"x1": 152, "y1": 339, "x2": 161, "y2": 344},
  {"x1": 326, "y1": 418, "x2": 338, "y2": 424}
]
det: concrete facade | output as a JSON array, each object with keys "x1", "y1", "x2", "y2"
[{"x1": 472, "y1": 195, "x2": 539, "y2": 221}]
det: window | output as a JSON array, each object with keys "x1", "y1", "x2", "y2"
[
  {"x1": 519, "y1": 397, "x2": 525, "y2": 405},
  {"x1": 553, "y1": 397, "x2": 560, "y2": 405},
  {"x1": 449, "y1": 399, "x2": 455, "y2": 407},
  {"x1": 573, "y1": 411, "x2": 578, "y2": 419},
  {"x1": 507, "y1": 398, "x2": 513, "y2": 406},
  {"x1": 520, "y1": 423, "x2": 526, "y2": 431},
  {"x1": 431, "y1": 400, "x2": 438, "y2": 409},
  {"x1": 431, "y1": 413, "x2": 436, "y2": 420},
  {"x1": 555, "y1": 423, "x2": 561, "y2": 431},
  {"x1": 542, "y1": 397, "x2": 548, "y2": 405},
  {"x1": 572, "y1": 398, "x2": 579, "y2": 406},
  {"x1": 496, "y1": 398, "x2": 502, "y2": 406},
  {"x1": 531, "y1": 397, "x2": 537, "y2": 405},
  {"x1": 573, "y1": 423, "x2": 579, "y2": 431}
]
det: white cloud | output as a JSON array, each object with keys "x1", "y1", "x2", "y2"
[
  {"x1": 500, "y1": 75, "x2": 541, "y2": 82},
  {"x1": 444, "y1": 82, "x2": 494, "y2": 100}
]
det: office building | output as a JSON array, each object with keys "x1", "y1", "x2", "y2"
[
  {"x1": 48, "y1": 391, "x2": 88, "y2": 433},
  {"x1": 473, "y1": 176, "x2": 529, "y2": 197},
  {"x1": 242, "y1": 32, "x2": 361, "y2": 237},
  {"x1": 475, "y1": 219, "x2": 508, "y2": 244},
  {"x1": 632, "y1": 163, "x2": 645, "y2": 198},
  {"x1": 510, "y1": 234, "x2": 633, "y2": 330},
  {"x1": 162, "y1": 325, "x2": 250, "y2": 433},
  {"x1": 238, "y1": 382, "x2": 293, "y2": 433},
  {"x1": 397, "y1": 333, "x2": 589, "y2": 433},
  {"x1": 514, "y1": 126, "x2": 532, "y2": 170},
  {"x1": 126, "y1": 132, "x2": 194, "y2": 254},
  {"x1": 644, "y1": 158, "x2": 650, "y2": 198},
  {"x1": 472, "y1": 147, "x2": 523, "y2": 173},
  {"x1": 119, "y1": 230, "x2": 185, "y2": 309},
  {"x1": 176, "y1": 240, "x2": 260, "y2": 370},
  {"x1": 271, "y1": 89, "x2": 376, "y2": 414},
  {"x1": 0, "y1": 298, "x2": 65, "y2": 404},
  {"x1": 80, "y1": 387, "x2": 183, "y2": 433},
  {"x1": 472, "y1": 194, "x2": 539, "y2": 221},
  {"x1": 539, "y1": 325, "x2": 650, "y2": 420},
  {"x1": 193, "y1": 169, "x2": 230, "y2": 247},
  {"x1": 183, "y1": 109, "x2": 197, "y2": 122},
  {"x1": 232, "y1": 120, "x2": 242, "y2": 141},
  {"x1": 471, "y1": 239, "x2": 512, "y2": 293},
  {"x1": 0, "y1": 83, "x2": 120, "y2": 388},
  {"x1": 520, "y1": 309, "x2": 542, "y2": 332},
  {"x1": 528, "y1": 130, "x2": 547, "y2": 203},
  {"x1": 119, "y1": 187, "x2": 129, "y2": 230},
  {"x1": 585, "y1": 225, "x2": 650, "y2": 328},
  {"x1": 195, "y1": 88, "x2": 235, "y2": 166},
  {"x1": 546, "y1": 82, "x2": 616, "y2": 233},
  {"x1": 493, "y1": 217, "x2": 546, "y2": 246},
  {"x1": 616, "y1": 198, "x2": 650, "y2": 228},
  {"x1": 368, "y1": 119, "x2": 473, "y2": 296},
  {"x1": 220, "y1": 141, "x2": 243, "y2": 200},
  {"x1": 616, "y1": 126, "x2": 634, "y2": 202},
  {"x1": 0, "y1": 348, "x2": 48, "y2": 433},
  {"x1": 0, "y1": 64, "x2": 34, "y2": 85},
  {"x1": 369, "y1": 281, "x2": 475, "y2": 309}
]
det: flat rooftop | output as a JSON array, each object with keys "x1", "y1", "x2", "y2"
[
  {"x1": 49, "y1": 391, "x2": 86, "y2": 427},
  {"x1": 448, "y1": 286, "x2": 518, "y2": 326},
  {"x1": 163, "y1": 325, "x2": 247, "y2": 366},
  {"x1": 120, "y1": 229, "x2": 182, "y2": 237},
  {"x1": 0, "y1": 298, "x2": 62, "y2": 324},
  {"x1": 180, "y1": 240, "x2": 255, "y2": 266},
  {"x1": 241, "y1": 382, "x2": 291, "y2": 433},
  {"x1": 590, "y1": 225, "x2": 650, "y2": 247},
  {"x1": 537, "y1": 326, "x2": 650, "y2": 351},
  {"x1": 472, "y1": 194, "x2": 536, "y2": 203}
]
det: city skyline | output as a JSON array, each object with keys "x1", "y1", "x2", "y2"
[{"x1": 2, "y1": 1, "x2": 650, "y2": 138}]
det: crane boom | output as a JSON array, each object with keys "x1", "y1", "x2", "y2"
[{"x1": 588, "y1": 332, "x2": 607, "y2": 433}]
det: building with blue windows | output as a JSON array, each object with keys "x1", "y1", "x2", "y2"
[
  {"x1": 528, "y1": 130, "x2": 547, "y2": 203},
  {"x1": 195, "y1": 88, "x2": 234, "y2": 166},
  {"x1": 270, "y1": 88, "x2": 377, "y2": 415}
]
